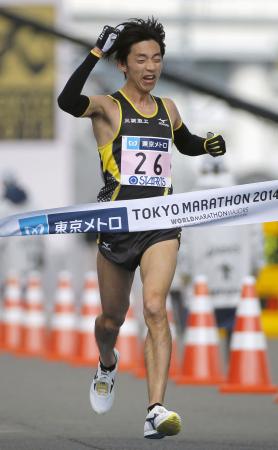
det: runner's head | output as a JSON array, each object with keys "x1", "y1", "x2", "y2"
[
  {"x1": 106, "y1": 18, "x2": 165, "y2": 91},
  {"x1": 106, "y1": 17, "x2": 165, "y2": 62}
]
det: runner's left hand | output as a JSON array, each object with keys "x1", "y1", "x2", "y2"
[{"x1": 204, "y1": 134, "x2": 226, "y2": 157}]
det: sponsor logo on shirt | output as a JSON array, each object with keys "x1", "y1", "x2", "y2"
[
  {"x1": 158, "y1": 118, "x2": 170, "y2": 127},
  {"x1": 124, "y1": 118, "x2": 149, "y2": 124},
  {"x1": 128, "y1": 175, "x2": 167, "y2": 187},
  {"x1": 125, "y1": 136, "x2": 170, "y2": 152}
]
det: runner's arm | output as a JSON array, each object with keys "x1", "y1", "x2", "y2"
[
  {"x1": 164, "y1": 98, "x2": 226, "y2": 157},
  {"x1": 174, "y1": 122, "x2": 206, "y2": 156},
  {"x1": 57, "y1": 50, "x2": 102, "y2": 117}
]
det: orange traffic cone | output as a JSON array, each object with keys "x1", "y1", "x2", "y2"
[
  {"x1": 175, "y1": 275, "x2": 224, "y2": 385},
  {"x1": 132, "y1": 323, "x2": 147, "y2": 378},
  {"x1": 17, "y1": 272, "x2": 46, "y2": 357},
  {"x1": 220, "y1": 276, "x2": 277, "y2": 394},
  {"x1": 46, "y1": 271, "x2": 77, "y2": 362},
  {"x1": 167, "y1": 296, "x2": 180, "y2": 379},
  {"x1": 1, "y1": 272, "x2": 23, "y2": 352},
  {"x1": 0, "y1": 301, "x2": 3, "y2": 350},
  {"x1": 117, "y1": 294, "x2": 139, "y2": 372},
  {"x1": 72, "y1": 271, "x2": 100, "y2": 366},
  {"x1": 0, "y1": 279, "x2": 4, "y2": 350}
]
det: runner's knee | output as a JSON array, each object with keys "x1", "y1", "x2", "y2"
[
  {"x1": 143, "y1": 293, "x2": 167, "y2": 324},
  {"x1": 97, "y1": 313, "x2": 126, "y2": 332}
]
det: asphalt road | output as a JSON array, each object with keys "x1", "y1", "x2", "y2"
[{"x1": 1, "y1": 342, "x2": 278, "y2": 450}]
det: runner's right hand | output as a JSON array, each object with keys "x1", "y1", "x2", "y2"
[{"x1": 96, "y1": 25, "x2": 124, "y2": 53}]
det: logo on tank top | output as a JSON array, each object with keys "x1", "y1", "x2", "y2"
[
  {"x1": 121, "y1": 135, "x2": 172, "y2": 188},
  {"x1": 158, "y1": 118, "x2": 170, "y2": 127},
  {"x1": 124, "y1": 118, "x2": 149, "y2": 124}
]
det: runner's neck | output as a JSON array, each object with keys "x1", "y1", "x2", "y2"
[{"x1": 120, "y1": 86, "x2": 156, "y2": 115}]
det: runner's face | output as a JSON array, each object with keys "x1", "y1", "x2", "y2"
[{"x1": 120, "y1": 40, "x2": 163, "y2": 92}]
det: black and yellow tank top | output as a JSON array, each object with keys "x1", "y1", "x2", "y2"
[{"x1": 97, "y1": 89, "x2": 174, "y2": 202}]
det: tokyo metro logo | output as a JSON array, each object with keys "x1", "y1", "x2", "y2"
[{"x1": 19, "y1": 215, "x2": 49, "y2": 235}]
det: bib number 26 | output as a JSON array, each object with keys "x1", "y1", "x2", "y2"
[{"x1": 134, "y1": 152, "x2": 162, "y2": 175}]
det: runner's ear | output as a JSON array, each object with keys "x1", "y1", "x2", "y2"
[{"x1": 117, "y1": 61, "x2": 127, "y2": 75}]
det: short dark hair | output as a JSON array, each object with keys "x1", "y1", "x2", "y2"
[{"x1": 105, "y1": 17, "x2": 166, "y2": 63}]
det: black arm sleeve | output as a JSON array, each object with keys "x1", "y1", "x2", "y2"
[
  {"x1": 174, "y1": 123, "x2": 206, "y2": 156},
  {"x1": 57, "y1": 53, "x2": 100, "y2": 117}
]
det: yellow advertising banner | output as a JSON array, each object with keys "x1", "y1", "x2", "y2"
[{"x1": 0, "y1": 5, "x2": 55, "y2": 140}]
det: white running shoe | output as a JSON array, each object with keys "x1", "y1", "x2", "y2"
[
  {"x1": 89, "y1": 349, "x2": 119, "y2": 414},
  {"x1": 144, "y1": 405, "x2": 182, "y2": 439}
]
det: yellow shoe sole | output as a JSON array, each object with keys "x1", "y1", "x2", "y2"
[{"x1": 157, "y1": 412, "x2": 181, "y2": 436}]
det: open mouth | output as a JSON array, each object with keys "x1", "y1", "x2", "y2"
[{"x1": 143, "y1": 75, "x2": 156, "y2": 82}]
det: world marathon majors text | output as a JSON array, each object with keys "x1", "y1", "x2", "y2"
[
  {"x1": 18, "y1": 207, "x2": 129, "y2": 235},
  {"x1": 131, "y1": 188, "x2": 278, "y2": 221}
]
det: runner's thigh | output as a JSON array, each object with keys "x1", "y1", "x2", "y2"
[
  {"x1": 97, "y1": 251, "x2": 135, "y2": 317},
  {"x1": 140, "y1": 239, "x2": 179, "y2": 301}
]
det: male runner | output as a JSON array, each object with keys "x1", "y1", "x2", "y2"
[{"x1": 58, "y1": 18, "x2": 226, "y2": 439}]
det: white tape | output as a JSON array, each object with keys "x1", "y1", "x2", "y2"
[
  {"x1": 0, "y1": 180, "x2": 277, "y2": 237},
  {"x1": 78, "y1": 316, "x2": 96, "y2": 332},
  {"x1": 3, "y1": 308, "x2": 22, "y2": 324},
  {"x1": 231, "y1": 331, "x2": 266, "y2": 350},
  {"x1": 4, "y1": 287, "x2": 20, "y2": 300},
  {"x1": 55, "y1": 291, "x2": 74, "y2": 304},
  {"x1": 51, "y1": 314, "x2": 76, "y2": 330},
  {"x1": 24, "y1": 312, "x2": 45, "y2": 327},
  {"x1": 189, "y1": 297, "x2": 212, "y2": 313},
  {"x1": 237, "y1": 299, "x2": 261, "y2": 317},
  {"x1": 82, "y1": 292, "x2": 99, "y2": 305},
  {"x1": 185, "y1": 327, "x2": 219, "y2": 345},
  {"x1": 119, "y1": 318, "x2": 138, "y2": 336},
  {"x1": 26, "y1": 291, "x2": 42, "y2": 304},
  {"x1": 169, "y1": 322, "x2": 176, "y2": 339}
]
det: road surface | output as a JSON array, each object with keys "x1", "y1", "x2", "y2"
[{"x1": 1, "y1": 341, "x2": 278, "y2": 450}]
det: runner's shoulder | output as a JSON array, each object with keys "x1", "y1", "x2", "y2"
[{"x1": 162, "y1": 98, "x2": 182, "y2": 130}]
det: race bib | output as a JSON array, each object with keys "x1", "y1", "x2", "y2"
[{"x1": 120, "y1": 135, "x2": 172, "y2": 188}]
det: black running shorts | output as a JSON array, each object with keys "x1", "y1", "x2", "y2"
[{"x1": 98, "y1": 228, "x2": 181, "y2": 272}]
